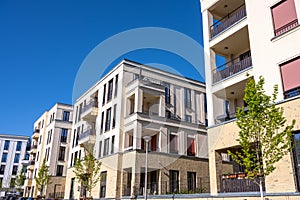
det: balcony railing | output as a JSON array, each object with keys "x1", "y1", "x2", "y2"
[
  {"x1": 78, "y1": 128, "x2": 95, "y2": 141},
  {"x1": 220, "y1": 173, "x2": 265, "y2": 193},
  {"x1": 275, "y1": 19, "x2": 299, "y2": 37},
  {"x1": 81, "y1": 100, "x2": 98, "y2": 115},
  {"x1": 31, "y1": 144, "x2": 37, "y2": 149},
  {"x1": 210, "y1": 4, "x2": 247, "y2": 39},
  {"x1": 29, "y1": 160, "x2": 35, "y2": 165},
  {"x1": 213, "y1": 51, "x2": 252, "y2": 83},
  {"x1": 284, "y1": 86, "x2": 300, "y2": 99}
]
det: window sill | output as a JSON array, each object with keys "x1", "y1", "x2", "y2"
[{"x1": 271, "y1": 24, "x2": 300, "y2": 42}]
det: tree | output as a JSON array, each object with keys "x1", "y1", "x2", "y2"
[
  {"x1": 34, "y1": 159, "x2": 51, "y2": 198},
  {"x1": 228, "y1": 76, "x2": 295, "y2": 200},
  {"x1": 14, "y1": 166, "x2": 26, "y2": 193},
  {"x1": 73, "y1": 148, "x2": 102, "y2": 200}
]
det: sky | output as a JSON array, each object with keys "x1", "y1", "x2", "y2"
[{"x1": 0, "y1": 0, "x2": 204, "y2": 137}]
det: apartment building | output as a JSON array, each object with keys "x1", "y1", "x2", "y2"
[
  {"x1": 0, "y1": 134, "x2": 30, "y2": 195},
  {"x1": 64, "y1": 59, "x2": 209, "y2": 199},
  {"x1": 23, "y1": 103, "x2": 73, "y2": 198},
  {"x1": 201, "y1": 0, "x2": 300, "y2": 196}
]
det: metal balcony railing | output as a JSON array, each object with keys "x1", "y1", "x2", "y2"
[
  {"x1": 210, "y1": 4, "x2": 247, "y2": 39},
  {"x1": 213, "y1": 51, "x2": 252, "y2": 83},
  {"x1": 78, "y1": 128, "x2": 94, "y2": 141},
  {"x1": 81, "y1": 100, "x2": 98, "y2": 115},
  {"x1": 274, "y1": 19, "x2": 298, "y2": 36},
  {"x1": 284, "y1": 86, "x2": 300, "y2": 99}
]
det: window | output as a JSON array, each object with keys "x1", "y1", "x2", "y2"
[
  {"x1": 75, "y1": 127, "x2": 80, "y2": 146},
  {"x1": 100, "y1": 111, "x2": 105, "y2": 134},
  {"x1": 25, "y1": 153, "x2": 29, "y2": 160},
  {"x1": 102, "y1": 84, "x2": 106, "y2": 105},
  {"x1": 1, "y1": 153, "x2": 7, "y2": 162},
  {"x1": 39, "y1": 135, "x2": 42, "y2": 145},
  {"x1": 103, "y1": 138, "x2": 110, "y2": 156},
  {"x1": 185, "y1": 115, "x2": 192, "y2": 123},
  {"x1": 75, "y1": 106, "x2": 78, "y2": 123},
  {"x1": 187, "y1": 172, "x2": 196, "y2": 191},
  {"x1": 46, "y1": 147, "x2": 50, "y2": 161},
  {"x1": 63, "y1": 111, "x2": 70, "y2": 121},
  {"x1": 14, "y1": 154, "x2": 20, "y2": 163},
  {"x1": 111, "y1": 136, "x2": 115, "y2": 154},
  {"x1": 107, "y1": 79, "x2": 113, "y2": 102},
  {"x1": 10, "y1": 178, "x2": 15, "y2": 187},
  {"x1": 169, "y1": 170, "x2": 179, "y2": 193},
  {"x1": 271, "y1": 0, "x2": 298, "y2": 36},
  {"x1": 56, "y1": 165, "x2": 64, "y2": 176},
  {"x1": 169, "y1": 134, "x2": 178, "y2": 154},
  {"x1": 4, "y1": 140, "x2": 10, "y2": 150},
  {"x1": 105, "y1": 108, "x2": 111, "y2": 132},
  {"x1": 47, "y1": 130, "x2": 52, "y2": 144},
  {"x1": 184, "y1": 88, "x2": 191, "y2": 109},
  {"x1": 0, "y1": 165, "x2": 5, "y2": 174},
  {"x1": 61, "y1": 128, "x2": 68, "y2": 143},
  {"x1": 12, "y1": 166, "x2": 18, "y2": 175},
  {"x1": 187, "y1": 137, "x2": 196, "y2": 156},
  {"x1": 112, "y1": 104, "x2": 117, "y2": 129},
  {"x1": 58, "y1": 147, "x2": 66, "y2": 161},
  {"x1": 70, "y1": 153, "x2": 73, "y2": 167},
  {"x1": 16, "y1": 141, "x2": 22, "y2": 151},
  {"x1": 165, "y1": 83, "x2": 170, "y2": 104},
  {"x1": 99, "y1": 141, "x2": 102, "y2": 158},
  {"x1": 114, "y1": 74, "x2": 118, "y2": 97},
  {"x1": 37, "y1": 151, "x2": 40, "y2": 161},
  {"x1": 280, "y1": 56, "x2": 300, "y2": 99},
  {"x1": 100, "y1": 171, "x2": 107, "y2": 198}
]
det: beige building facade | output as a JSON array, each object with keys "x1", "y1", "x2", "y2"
[
  {"x1": 23, "y1": 103, "x2": 73, "y2": 198},
  {"x1": 64, "y1": 59, "x2": 209, "y2": 199},
  {"x1": 201, "y1": 0, "x2": 300, "y2": 196}
]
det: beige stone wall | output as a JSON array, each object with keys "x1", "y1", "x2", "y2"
[
  {"x1": 45, "y1": 176, "x2": 66, "y2": 198},
  {"x1": 208, "y1": 97, "x2": 300, "y2": 194}
]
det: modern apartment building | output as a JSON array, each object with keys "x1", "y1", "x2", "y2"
[
  {"x1": 23, "y1": 103, "x2": 73, "y2": 198},
  {"x1": 64, "y1": 59, "x2": 209, "y2": 199},
  {"x1": 0, "y1": 134, "x2": 30, "y2": 195},
  {"x1": 201, "y1": 0, "x2": 300, "y2": 196}
]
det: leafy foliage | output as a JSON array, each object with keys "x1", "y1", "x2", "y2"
[
  {"x1": 14, "y1": 166, "x2": 26, "y2": 192},
  {"x1": 228, "y1": 76, "x2": 295, "y2": 198},
  {"x1": 34, "y1": 159, "x2": 51, "y2": 196},
  {"x1": 73, "y1": 148, "x2": 102, "y2": 198}
]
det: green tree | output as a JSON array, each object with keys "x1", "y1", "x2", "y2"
[
  {"x1": 34, "y1": 159, "x2": 51, "y2": 198},
  {"x1": 73, "y1": 148, "x2": 102, "y2": 200},
  {"x1": 14, "y1": 166, "x2": 26, "y2": 192},
  {"x1": 228, "y1": 76, "x2": 295, "y2": 200}
]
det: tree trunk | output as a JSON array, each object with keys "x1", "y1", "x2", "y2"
[{"x1": 259, "y1": 177, "x2": 264, "y2": 200}]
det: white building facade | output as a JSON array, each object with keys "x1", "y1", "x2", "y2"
[
  {"x1": 65, "y1": 59, "x2": 209, "y2": 199},
  {"x1": 0, "y1": 134, "x2": 30, "y2": 194},
  {"x1": 201, "y1": 0, "x2": 300, "y2": 196}
]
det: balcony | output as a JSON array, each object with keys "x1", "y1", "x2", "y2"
[
  {"x1": 32, "y1": 129, "x2": 40, "y2": 140},
  {"x1": 126, "y1": 76, "x2": 165, "y2": 94},
  {"x1": 29, "y1": 145, "x2": 37, "y2": 154},
  {"x1": 220, "y1": 173, "x2": 265, "y2": 193},
  {"x1": 81, "y1": 101, "x2": 98, "y2": 122},
  {"x1": 27, "y1": 160, "x2": 35, "y2": 171},
  {"x1": 78, "y1": 128, "x2": 96, "y2": 146},
  {"x1": 21, "y1": 158, "x2": 30, "y2": 166},
  {"x1": 284, "y1": 86, "x2": 300, "y2": 99},
  {"x1": 210, "y1": 4, "x2": 246, "y2": 39},
  {"x1": 274, "y1": 19, "x2": 299, "y2": 37},
  {"x1": 213, "y1": 51, "x2": 252, "y2": 83}
]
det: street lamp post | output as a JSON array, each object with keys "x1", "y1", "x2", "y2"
[{"x1": 143, "y1": 136, "x2": 151, "y2": 200}]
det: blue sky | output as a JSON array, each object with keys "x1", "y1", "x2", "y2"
[{"x1": 0, "y1": 0, "x2": 204, "y2": 136}]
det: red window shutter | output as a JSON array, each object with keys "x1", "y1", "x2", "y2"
[
  {"x1": 272, "y1": 0, "x2": 298, "y2": 34},
  {"x1": 151, "y1": 135, "x2": 157, "y2": 151},
  {"x1": 280, "y1": 57, "x2": 300, "y2": 91},
  {"x1": 187, "y1": 138, "x2": 195, "y2": 156}
]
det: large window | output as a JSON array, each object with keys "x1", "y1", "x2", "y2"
[
  {"x1": 187, "y1": 172, "x2": 196, "y2": 191},
  {"x1": 1, "y1": 153, "x2": 7, "y2": 162},
  {"x1": 100, "y1": 111, "x2": 105, "y2": 134},
  {"x1": 63, "y1": 111, "x2": 70, "y2": 121},
  {"x1": 184, "y1": 88, "x2": 191, "y2": 109},
  {"x1": 4, "y1": 140, "x2": 10, "y2": 150},
  {"x1": 103, "y1": 138, "x2": 110, "y2": 156},
  {"x1": 111, "y1": 136, "x2": 115, "y2": 154},
  {"x1": 0, "y1": 165, "x2": 5, "y2": 174},
  {"x1": 105, "y1": 108, "x2": 112, "y2": 132},
  {"x1": 12, "y1": 166, "x2": 18, "y2": 175},
  {"x1": 169, "y1": 133, "x2": 178, "y2": 154},
  {"x1": 61, "y1": 128, "x2": 68, "y2": 143},
  {"x1": 114, "y1": 74, "x2": 118, "y2": 97},
  {"x1": 169, "y1": 170, "x2": 179, "y2": 193},
  {"x1": 98, "y1": 141, "x2": 102, "y2": 158},
  {"x1": 107, "y1": 79, "x2": 113, "y2": 102},
  {"x1": 14, "y1": 154, "x2": 20, "y2": 163},
  {"x1": 165, "y1": 83, "x2": 170, "y2": 104},
  {"x1": 280, "y1": 56, "x2": 300, "y2": 99},
  {"x1": 56, "y1": 165, "x2": 64, "y2": 176},
  {"x1": 112, "y1": 104, "x2": 117, "y2": 129},
  {"x1": 58, "y1": 147, "x2": 66, "y2": 161},
  {"x1": 102, "y1": 84, "x2": 106, "y2": 105},
  {"x1": 100, "y1": 171, "x2": 107, "y2": 198},
  {"x1": 16, "y1": 141, "x2": 22, "y2": 151},
  {"x1": 271, "y1": 0, "x2": 298, "y2": 36},
  {"x1": 187, "y1": 137, "x2": 196, "y2": 156}
]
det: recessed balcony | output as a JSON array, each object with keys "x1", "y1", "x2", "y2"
[
  {"x1": 213, "y1": 51, "x2": 252, "y2": 84},
  {"x1": 81, "y1": 101, "x2": 98, "y2": 122},
  {"x1": 126, "y1": 76, "x2": 165, "y2": 94},
  {"x1": 27, "y1": 160, "x2": 35, "y2": 171},
  {"x1": 32, "y1": 129, "x2": 40, "y2": 140},
  {"x1": 78, "y1": 128, "x2": 96, "y2": 147}
]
